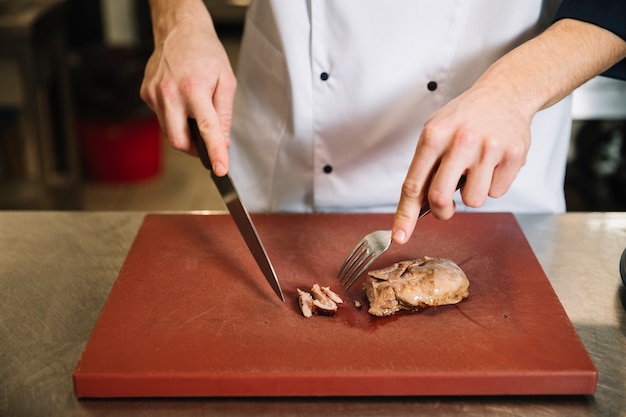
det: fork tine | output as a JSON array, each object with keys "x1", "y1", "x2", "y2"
[
  {"x1": 338, "y1": 244, "x2": 369, "y2": 286},
  {"x1": 338, "y1": 229, "x2": 393, "y2": 290},
  {"x1": 337, "y1": 240, "x2": 367, "y2": 279},
  {"x1": 342, "y1": 251, "x2": 382, "y2": 291}
]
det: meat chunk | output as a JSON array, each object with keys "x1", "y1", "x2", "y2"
[
  {"x1": 364, "y1": 256, "x2": 469, "y2": 317},
  {"x1": 297, "y1": 289, "x2": 314, "y2": 318},
  {"x1": 298, "y1": 284, "x2": 343, "y2": 317},
  {"x1": 321, "y1": 286, "x2": 344, "y2": 304}
]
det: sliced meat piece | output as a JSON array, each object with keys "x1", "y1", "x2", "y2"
[
  {"x1": 297, "y1": 288, "x2": 314, "y2": 318},
  {"x1": 321, "y1": 286, "x2": 343, "y2": 304},
  {"x1": 364, "y1": 256, "x2": 469, "y2": 317},
  {"x1": 312, "y1": 298, "x2": 338, "y2": 316},
  {"x1": 310, "y1": 283, "x2": 338, "y2": 315},
  {"x1": 298, "y1": 284, "x2": 343, "y2": 317}
]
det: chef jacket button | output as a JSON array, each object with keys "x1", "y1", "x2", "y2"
[
  {"x1": 323, "y1": 164, "x2": 333, "y2": 174},
  {"x1": 320, "y1": 72, "x2": 329, "y2": 81},
  {"x1": 427, "y1": 81, "x2": 438, "y2": 91}
]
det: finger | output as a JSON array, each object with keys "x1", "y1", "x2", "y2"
[
  {"x1": 192, "y1": 107, "x2": 230, "y2": 176},
  {"x1": 442, "y1": 148, "x2": 494, "y2": 210},
  {"x1": 213, "y1": 73, "x2": 236, "y2": 145},
  {"x1": 426, "y1": 164, "x2": 468, "y2": 220},
  {"x1": 458, "y1": 168, "x2": 490, "y2": 208},
  {"x1": 140, "y1": 56, "x2": 190, "y2": 152},
  {"x1": 489, "y1": 159, "x2": 523, "y2": 198},
  {"x1": 426, "y1": 128, "x2": 489, "y2": 216},
  {"x1": 139, "y1": 56, "x2": 159, "y2": 111},
  {"x1": 158, "y1": 88, "x2": 195, "y2": 154},
  {"x1": 489, "y1": 140, "x2": 528, "y2": 198},
  {"x1": 393, "y1": 176, "x2": 425, "y2": 244},
  {"x1": 392, "y1": 132, "x2": 444, "y2": 245},
  {"x1": 418, "y1": 128, "x2": 472, "y2": 220}
]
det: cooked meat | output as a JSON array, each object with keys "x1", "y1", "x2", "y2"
[
  {"x1": 312, "y1": 298, "x2": 338, "y2": 316},
  {"x1": 321, "y1": 286, "x2": 344, "y2": 304},
  {"x1": 298, "y1": 284, "x2": 342, "y2": 317},
  {"x1": 364, "y1": 256, "x2": 469, "y2": 317},
  {"x1": 310, "y1": 284, "x2": 339, "y2": 315},
  {"x1": 297, "y1": 289, "x2": 314, "y2": 318}
]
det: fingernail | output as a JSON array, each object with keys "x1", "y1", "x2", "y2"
[
  {"x1": 213, "y1": 162, "x2": 225, "y2": 175},
  {"x1": 393, "y1": 229, "x2": 406, "y2": 244}
]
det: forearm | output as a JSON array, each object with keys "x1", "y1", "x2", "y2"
[
  {"x1": 148, "y1": 0, "x2": 216, "y2": 45},
  {"x1": 472, "y1": 18, "x2": 626, "y2": 119},
  {"x1": 141, "y1": 0, "x2": 236, "y2": 175}
]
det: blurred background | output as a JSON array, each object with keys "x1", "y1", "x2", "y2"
[{"x1": 0, "y1": 0, "x2": 625, "y2": 212}]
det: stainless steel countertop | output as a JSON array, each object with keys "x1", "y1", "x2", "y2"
[{"x1": 1, "y1": 211, "x2": 624, "y2": 417}]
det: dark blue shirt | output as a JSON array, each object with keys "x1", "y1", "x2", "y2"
[{"x1": 555, "y1": 0, "x2": 626, "y2": 80}]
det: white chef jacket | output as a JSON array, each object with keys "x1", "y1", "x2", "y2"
[{"x1": 230, "y1": 0, "x2": 571, "y2": 213}]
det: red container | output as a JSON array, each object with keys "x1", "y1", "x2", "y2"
[{"x1": 78, "y1": 116, "x2": 162, "y2": 182}]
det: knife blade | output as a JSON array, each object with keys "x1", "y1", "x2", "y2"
[{"x1": 188, "y1": 118, "x2": 285, "y2": 302}]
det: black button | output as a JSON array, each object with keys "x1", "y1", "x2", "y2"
[
  {"x1": 427, "y1": 81, "x2": 438, "y2": 91},
  {"x1": 320, "y1": 72, "x2": 329, "y2": 81},
  {"x1": 323, "y1": 164, "x2": 333, "y2": 174}
]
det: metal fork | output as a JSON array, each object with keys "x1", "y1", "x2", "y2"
[{"x1": 337, "y1": 176, "x2": 466, "y2": 290}]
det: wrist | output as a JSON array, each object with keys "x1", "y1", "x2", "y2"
[
  {"x1": 149, "y1": 0, "x2": 214, "y2": 45},
  {"x1": 472, "y1": 19, "x2": 626, "y2": 120}
]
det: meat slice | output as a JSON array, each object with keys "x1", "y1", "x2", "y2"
[
  {"x1": 364, "y1": 256, "x2": 469, "y2": 317},
  {"x1": 297, "y1": 289, "x2": 314, "y2": 318},
  {"x1": 321, "y1": 286, "x2": 344, "y2": 304},
  {"x1": 298, "y1": 284, "x2": 343, "y2": 317},
  {"x1": 310, "y1": 284, "x2": 339, "y2": 315}
]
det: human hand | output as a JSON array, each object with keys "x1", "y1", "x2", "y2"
[
  {"x1": 392, "y1": 83, "x2": 532, "y2": 244},
  {"x1": 140, "y1": 0, "x2": 236, "y2": 176}
]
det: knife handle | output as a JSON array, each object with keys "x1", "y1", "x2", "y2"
[{"x1": 188, "y1": 118, "x2": 213, "y2": 171}]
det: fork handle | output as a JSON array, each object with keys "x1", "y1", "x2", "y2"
[{"x1": 417, "y1": 175, "x2": 467, "y2": 220}]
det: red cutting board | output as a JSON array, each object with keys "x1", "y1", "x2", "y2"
[{"x1": 73, "y1": 213, "x2": 597, "y2": 397}]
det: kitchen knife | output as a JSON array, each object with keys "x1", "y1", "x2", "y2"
[{"x1": 188, "y1": 118, "x2": 285, "y2": 302}]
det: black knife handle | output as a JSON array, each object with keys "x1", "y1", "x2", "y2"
[{"x1": 188, "y1": 118, "x2": 213, "y2": 171}]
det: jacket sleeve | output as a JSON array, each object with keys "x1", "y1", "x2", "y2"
[{"x1": 554, "y1": 0, "x2": 626, "y2": 80}]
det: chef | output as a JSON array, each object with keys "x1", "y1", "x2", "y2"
[{"x1": 140, "y1": 0, "x2": 626, "y2": 244}]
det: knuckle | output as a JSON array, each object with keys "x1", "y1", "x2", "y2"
[
  {"x1": 394, "y1": 205, "x2": 413, "y2": 223},
  {"x1": 511, "y1": 141, "x2": 528, "y2": 161},
  {"x1": 427, "y1": 188, "x2": 448, "y2": 209},
  {"x1": 139, "y1": 79, "x2": 163, "y2": 107},
  {"x1": 178, "y1": 76, "x2": 197, "y2": 97},
  {"x1": 147, "y1": 78, "x2": 179, "y2": 105},
  {"x1": 196, "y1": 117, "x2": 219, "y2": 134},
  {"x1": 169, "y1": 134, "x2": 188, "y2": 151},
  {"x1": 401, "y1": 179, "x2": 421, "y2": 200},
  {"x1": 451, "y1": 127, "x2": 478, "y2": 149},
  {"x1": 139, "y1": 84, "x2": 150, "y2": 103},
  {"x1": 179, "y1": 74, "x2": 212, "y2": 98},
  {"x1": 395, "y1": 212, "x2": 410, "y2": 223},
  {"x1": 420, "y1": 123, "x2": 444, "y2": 147},
  {"x1": 481, "y1": 136, "x2": 500, "y2": 154},
  {"x1": 221, "y1": 73, "x2": 237, "y2": 91}
]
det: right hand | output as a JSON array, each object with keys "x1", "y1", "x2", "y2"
[
  {"x1": 140, "y1": 0, "x2": 236, "y2": 176},
  {"x1": 392, "y1": 80, "x2": 531, "y2": 245}
]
